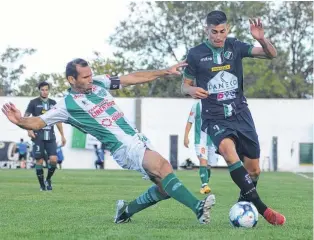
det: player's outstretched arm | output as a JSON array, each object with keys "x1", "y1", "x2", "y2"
[
  {"x1": 119, "y1": 61, "x2": 187, "y2": 86},
  {"x1": 249, "y1": 18, "x2": 277, "y2": 59},
  {"x1": 2, "y1": 102, "x2": 46, "y2": 130}
]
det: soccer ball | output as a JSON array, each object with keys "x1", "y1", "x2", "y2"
[{"x1": 229, "y1": 201, "x2": 258, "y2": 228}]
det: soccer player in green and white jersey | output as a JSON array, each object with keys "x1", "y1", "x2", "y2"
[
  {"x1": 2, "y1": 58, "x2": 215, "y2": 225},
  {"x1": 184, "y1": 100, "x2": 217, "y2": 194}
]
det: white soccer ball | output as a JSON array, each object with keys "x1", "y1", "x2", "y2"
[{"x1": 229, "y1": 201, "x2": 258, "y2": 228}]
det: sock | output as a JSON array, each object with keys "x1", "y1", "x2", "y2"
[
  {"x1": 207, "y1": 168, "x2": 211, "y2": 180},
  {"x1": 228, "y1": 161, "x2": 267, "y2": 215},
  {"x1": 239, "y1": 175, "x2": 259, "y2": 201},
  {"x1": 161, "y1": 173, "x2": 200, "y2": 214},
  {"x1": 35, "y1": 164, "x2": 45, "y2": 187},
  {"x1": 46, "y1": 163, "x2": 56, "y2": 180},
  {"x1": 126, "y1": 185, "x2": 170, "y2": 217},
  {"x1": 199, "y1": 166, "x2": 209, "y2": 186}
]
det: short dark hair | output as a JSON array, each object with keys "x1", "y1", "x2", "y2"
[
  {"x1": 66, "y1": 58, "x2": 89, "y2": 80},
  {"x1": 94, "y1": 144, "x2": 98, "y2": 149},
  {"x1": 20, "y1": 138, "x2": 23, "y2": 142},
  {"x1": 206, "y1": 10, "x2": 227, "y2": 26},
  {"x1": 38, "y1": 81, "x2": 50, "y2": 90}
]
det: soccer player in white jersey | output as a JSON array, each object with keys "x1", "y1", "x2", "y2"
[
  {"x1": 184, "y1": 100, "x2": 217, "y2": 194},
  {"x1": 2, "y1": 58, "x2": 215, "y2": 224}
]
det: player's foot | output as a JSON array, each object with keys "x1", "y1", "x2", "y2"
[
  {"x1": 114, "y1": 200, "x2": 131, "y2": 224},
  {"x1": 40, "y1": 186, "x2": 46, "y2": 191},
  {"x1": 45, "y1": 179, "x2": 52, "y2": 191},
  {"x1": 196, "y1": 194, "x2": 215, "y2": 224},
  {"x1": 200, "y1": 184, "x2": 211, "y2": 194},
  {"x1": 263, "y1": 208, "x2": 286, "y2": 225}
]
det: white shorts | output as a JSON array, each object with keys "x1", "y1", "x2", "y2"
[
  {"x1": 112, "y1": 134, "x2": 154, "y2": 178},
  {"x1": 195, "y1": 144, "x2": 217, "y2": 166}
]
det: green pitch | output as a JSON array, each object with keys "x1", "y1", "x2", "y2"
[{"x1": 0, "y1": 169, "x2": 312, "y2": 240}]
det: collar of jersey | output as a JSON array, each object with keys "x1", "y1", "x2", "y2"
[
  {"x1": 204, "y1": 39, "x2": 224, "y2": 52},
  {"x1": 68, "y1": 88, "x2": 84, "y2": 95}
]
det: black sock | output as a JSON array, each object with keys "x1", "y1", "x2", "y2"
[
  {"x1": 46, "y1": 163, "x2": 56, "y2": 180},
  {"x1": 239, "y1": 176, "x2": 258, "y2": 201},
  {"x1": 229, "y1": 161, "x2": 267, "y2": 215},
  {"x1": 35, "y1": 165, "x2": 45, "y2": 187}
]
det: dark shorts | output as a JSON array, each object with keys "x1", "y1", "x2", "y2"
[
  {"x1": 206, "y1": 108, "x2": 260, "y2": 159},
  {"x1": 18, "y1": 153, "x2": 27, "y2": 161},
  {"x1": 32, "y1": 139, "x2": 57, "y2": 160}
]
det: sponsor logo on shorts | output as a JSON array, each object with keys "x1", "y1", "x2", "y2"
[{"x1": 211, "y1": 64, "x2": 230, "y2": 72}]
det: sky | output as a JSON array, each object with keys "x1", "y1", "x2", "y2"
[{"x1": 0, "y1": 0, "x2": 131, "y2": 78}]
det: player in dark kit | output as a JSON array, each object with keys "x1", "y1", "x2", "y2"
[
  {"x1": 25, "y1": 82, "x2": 66, "y2": 191},
  {"x1": 182, "y1": 11, "x2": 285, "y2": 225}
]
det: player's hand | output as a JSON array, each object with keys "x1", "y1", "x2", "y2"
[
  {"x1": 28, "y1": 130, "x2": 36, "y2": 139},
  {"x1": 249, "y1": 18, "x2": 264, "y2": 41},
  {"x1": 184, "y1": 138, "x2": 189, "y2": 148},
  {"x1": 165, "y1": 61, "x2": 188, "y2": 75},
  {"x1": 188, "y1": 86, "x2": 209, "y2": 99},
  {"x1": 2, "y1": 102, "x2": 22, "y2": 125},
  {"x1": 61, "y1": 136, "x2": 66, "y2": 146}
]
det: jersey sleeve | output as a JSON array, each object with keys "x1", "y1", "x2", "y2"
[
  {"x1": 93, "y1": 75, "x2": 121, "y2": 90},
  {"x1": 235, "y1": 39, "x2": 254, "y2": 59},
  {"x1": 187, "y1": 103, "x2": 197, "y2": 123},
  {"x1": 39, "y1": 99, "x2": 69, "y2": 126},
  {"x1": 183, "y1": 50, "x2": 197, "y2": 82},
  {"x1": 25, "y1": 100, "x2": 34, "y2": 116}
]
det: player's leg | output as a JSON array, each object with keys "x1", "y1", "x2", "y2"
[
  {"x1": 195, "y1": 145, "x2": 210, "y2": 194},
  {"x1": 45, "y1": 140, "x2": 58, "y2": 191},
  {"x1": 33, "y1": 140, "x2": 46, "y2": 191},
  {"x1": 115, "y1": 142, "x2": 215, "y2": 224},
  {"x1": 209, "y1": 119, "x2": 285, "y2": 225}
]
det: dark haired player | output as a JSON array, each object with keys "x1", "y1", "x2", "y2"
[
  {"x1": 182, "y1": 10, "x2": 285, "y2": 225},
  {"x1": 25, "y1": 82, "x2": 66, "y2": 191}
]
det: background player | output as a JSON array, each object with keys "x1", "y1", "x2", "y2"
[
  {"x1": 11, "y1": 138, "x2": 28, "y2": 168},
  {"x1": 25, "y1": 81, "x2": 66, "y2": 191},
  {"x1": 184, "y1": 100, "x2": 217, "y2": 194},
  {"x1": 182, "y1": 11, "x2": 285, "y2": 225},
  {"x1": 2, "y1": 58, "x2": 215, "y2": 225},
  {"x1": 94, "y1": 144, "x2": 104, "y2": 169},
  {"x1": 56, "y1": 143, "x2": 64, "y2": 170}
]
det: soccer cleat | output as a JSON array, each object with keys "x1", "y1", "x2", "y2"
[
  {"x1": 45, "y1": 179, "x2": 52, "y2": 191},
  {"x1": 196, "y1": 194, "x2": 216, "y2": 224},
  {"x1": 114, "y1": 200, "x2": 131, "y2": 224},
  {"x1": 40, "y1": 186, "x2": 46, "y2": 191},
  {"x1": 200, "y1": 184, "x2": 211, "y2": 194},
  {"x1": 263, "y1": 208, "x2": 286, "y2": 225}
]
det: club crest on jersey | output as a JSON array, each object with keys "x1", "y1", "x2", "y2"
[{"x1": 224, "y1": 51, "x2": 233, "y2": 60}]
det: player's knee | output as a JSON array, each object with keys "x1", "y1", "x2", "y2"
[
  {"x1": 249, "y1": 168, "x2": 261, "y2": 179},
  {"x1": 36, "y1": 159, "x2": 43, "y2": 165},
  {"x1": 49, "y1": 155, "x2": 57, "y2": 164},
  {"x1": 158, "y1": 159, "x2": 173, "y2": 177},
  {"x1": 199, "y1": 158, "x2": 207, "y2": 166}
]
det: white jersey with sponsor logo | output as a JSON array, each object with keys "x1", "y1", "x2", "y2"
[{"x1": 39, "y1": 75, "x2": 142, "y2": 154}]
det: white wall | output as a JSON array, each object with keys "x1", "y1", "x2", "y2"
[{"x1": 0, "y1": 97, "x2": 312, "y2": 172}]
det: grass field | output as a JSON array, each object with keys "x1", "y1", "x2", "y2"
[{"x1": 0, "y1": 169, "x2": 312, "y2": 240}]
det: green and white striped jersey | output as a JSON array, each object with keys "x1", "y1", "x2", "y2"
[
  {"x1": 39, "y1": 75, "x2": 139, "y2": 154},
  {"x1": 187, "y1": 101, "x2": 212, "y2": 146}
]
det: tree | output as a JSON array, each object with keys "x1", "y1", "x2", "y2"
[{"x1": 0, "y1": 47, "x2": 36, "y2": 95}]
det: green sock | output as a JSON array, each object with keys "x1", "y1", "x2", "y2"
[
  {"x1": 161, "y1": 173, "x2": 200, "y2": 214},
  {"x1": 207, "y1": 168, "x2": 211, "y2": 180},
  {"x1": 126, "y1": 185, "x2": 170, "y2": 217},
  {"x1": 199, "y1": 166, "x2": 209, "y2": 185}
]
